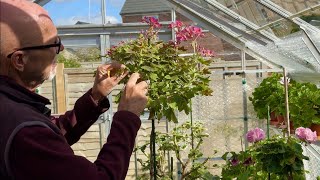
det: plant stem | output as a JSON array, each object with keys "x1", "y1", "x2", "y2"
[
  {"x1": 190, "y1": 100, "x2": 194, "y2": 150},
  {"x1": 152, "y1": 119, "x2": 157, "y2": 180},
  {"x1": 267, "y1": 106, "x2": 270, "y2": 139}
]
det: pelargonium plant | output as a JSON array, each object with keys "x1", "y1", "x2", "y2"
[
  {"x1": 295, "y1": 127, "x2": 318, "y2": 143},
  {"x1": 221, "y1": 127, "x2": 317, "y2": 180},
  {"x1": 107, "y1": 17, "x2": 214, "y2": 122},
  {"x1": 245, "y1": 128, "x2": 266, "y2": 143}
]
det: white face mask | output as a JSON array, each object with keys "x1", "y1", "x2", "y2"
[{"x1": 47, "y1": 64, "x2": 57, "y2": 81}]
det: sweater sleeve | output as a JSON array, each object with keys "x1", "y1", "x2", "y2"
[
  {"x1": 54, "y1": 89, "x2": 110, "y2": 145},
  {"x1": 10, "y1": 111, "x2": 141, "y2": 180}
]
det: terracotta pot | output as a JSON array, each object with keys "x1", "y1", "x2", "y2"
[
  {"x1": 310, "y1": 124, "x2": 320, "y2": 140},
  {"x1": 270, "y1": 112, "x2": 278, "y2": 125},
  {"x1": 276, "y1": 118, "x2": 295, "y2": 134},
  {"x1": 271, "y1": 115, "x2": 285, "y2": 126},
  {"x1": 289, "y1": 121, "x2": 295, "y2": 134}
]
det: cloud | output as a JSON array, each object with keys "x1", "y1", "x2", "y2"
[{"x1": 54, "y1": 14, "x2": 119, "y2": 25}]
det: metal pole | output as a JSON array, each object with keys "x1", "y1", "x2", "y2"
[
  {"x1": 241, "y1": 50, "x2": 249, "y2": 149},
  {"x1": 101, "y1": 0, "x2": 106, "y2": 24},
  {"x1": 283, "y1": 68, "x2": 290, "y2": 136},
  {"x1": 166, "y1": 119, "x2": 171, "y2": 177},
  {"x1": 177, "y1": 161, "x2": 182, "y2": 180},
  {"x1": 267, "y1": 106, "x2": 270, "y2": 139},
  {"x1": 171, "y1": 9, "x2": 176, "y2": 42},
  {"x1": 89, "y1": 0, "x2": 91, "y2": 23}
]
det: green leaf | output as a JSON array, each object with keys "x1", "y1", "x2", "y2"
[
  {"x1": 141, "y1": 65, "x2": 154, "y2": 71},
  {"x1": 150, "y1": 73, "x2": 158, "y2": 81}
]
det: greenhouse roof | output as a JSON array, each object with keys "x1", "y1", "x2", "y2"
[
  {"x1": 34, "y1": 0, "x2": 320, "y2": 84},
  {"x1": 161, "y1": 0, "x2": 320, "y2": 84}
]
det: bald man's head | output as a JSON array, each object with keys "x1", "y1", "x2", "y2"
[
  {"x1": 0, "y1": 0, "x2": 57, "y2": 59},
  {"x1": 0, "y1": 0, "x2": 62, "y2": 91}
]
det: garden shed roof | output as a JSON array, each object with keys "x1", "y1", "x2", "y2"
[{"x1": 120, "y1": 0, "x2": 171, "y2": 15}]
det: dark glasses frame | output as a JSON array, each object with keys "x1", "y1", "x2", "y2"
[{"x1": 7, "y1": 37, "x2": 62, "y2": 58}]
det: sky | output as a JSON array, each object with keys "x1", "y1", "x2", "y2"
[{"x1": 44, "y1": 0, "x2": 126, "y2": 26}]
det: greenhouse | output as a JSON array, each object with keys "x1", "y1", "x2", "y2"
[{"x1": 9, "y1": 0, "x2": 320, "y2": 179}]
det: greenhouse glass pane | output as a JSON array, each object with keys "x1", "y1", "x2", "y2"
[
  {"x1": 246, "y1": 31, "x2": 320, "y2": 73},
  {"x1": 265, "y1": 18, "x2": 300, "y2": 38},
  {"x1": 297, "y1": 10, "x2": 320, "y2": 30},
  {"x1": 60, "y1": 36, "x2": 100, "y2": 48},
  {"x1": 216, "y1": 0, "x2": 285, "y2": 27},
  {"x1": 194, "y1": 1, "x2": 253, "y2": 32},
  {"x1": 44, "y1": 0, "x2": 102, "y2": 26},
  {"x1": 59, "y1": 47, "x2": 101, "y2": 63},
  {"x1": 269, "y1": 0, "x2": 320, "y2": 14},
  {"x1": 188, "y1": 0, "x2": 274, "y2": 42}
]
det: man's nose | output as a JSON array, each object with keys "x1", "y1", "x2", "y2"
[{"x1": 60, "y1": 43, "x2": 65, "y2": 52}]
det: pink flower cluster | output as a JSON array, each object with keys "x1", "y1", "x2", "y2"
[
  {"x1": 295, "y1": 127, "x2": 317, "y2": 143},
  {"x1": 142, "y1": 16, "x2": 161, "y2": 28},
  {"x1": 246, "y1": 128, "x2": 266, "y2": 143},
  {"x1": 168, "y1": 20, "x2": 204, "y2": 43},
  {"x1": 107, "y1": 45, "x2": 117, "y2": 56},
  {"x1": 168, "y1": 20, "x2": 215, "y2": 57},
  {"x1": 198, "y1": 47, "x2": 215, "y2": 57}
]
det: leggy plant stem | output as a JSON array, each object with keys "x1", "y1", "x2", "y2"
[{"x1": 151, "y1": 119, "x2": 157, "y2": 180}]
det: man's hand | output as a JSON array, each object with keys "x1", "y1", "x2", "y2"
[
  {"x1": 118, "y1": 73, "x2": 148, "y2": 116},
  {"x1": 91, "y1": 62, "x2": 127, "y2": 103}
]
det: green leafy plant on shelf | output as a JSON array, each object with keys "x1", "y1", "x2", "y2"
[
  {"x1": 221, "y1": 127, "x2": 317, "y2": 180},
  {"x1": 106, "y1": 17, "x2": 214, "y2": 123},
  {"x1": 249, "y1": 73, "x2": 287, "y2": 119},
  {"x1": 249, "y1": 73, "x2": 320, "y2": 129},
  {"x1": 135, "y1": 121, "x2": 219, "y2": 180},
  {"x1": 289, "y1": 81, "x2": 320, "y2": 128}
]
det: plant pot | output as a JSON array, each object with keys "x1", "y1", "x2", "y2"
[
  {"x1": 269, "y1": 112, "x2": 278, "y2": 126},
  {"x1": 277, "y1": 117, "x2": 295, "y2": 134},
  {"x1": 271, "y1": 115, "x2": 285, "y2": 127},
  {"x1": 310, "y1": 124, "x2": 320, "y2": 140}
]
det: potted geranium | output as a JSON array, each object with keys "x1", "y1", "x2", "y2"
[
  {"x1": 249, "y1": 73, "x2": 288, "y2": 125},
  {"x1": 221, "y1": 127, "x2": 317, "y2": 180},
  {"x1": 289, "y1": 81, "x2": 320, "y2": 136},
  {"x1": 250, "y1": 73, "x2": 320, "y2": 135}
]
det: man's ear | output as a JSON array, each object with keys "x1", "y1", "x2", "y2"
[{"x1": 10, "y1": 51, "x2": 27, "y2": 72}]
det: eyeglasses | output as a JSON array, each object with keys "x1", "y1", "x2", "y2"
[{"x1": 7, "y1": 37, "x2": 62, "y2": 58}]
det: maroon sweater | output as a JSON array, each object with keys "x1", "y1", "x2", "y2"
[{"x1": 0, "y1": 76, "x2": 141, "y2": 180}]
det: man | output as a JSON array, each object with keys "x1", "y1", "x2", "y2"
[{"x1": 0, "y1": 0, "x2": 148, "y2": 179}]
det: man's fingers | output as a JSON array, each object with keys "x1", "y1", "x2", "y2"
[
  {"x1": 126, "y1": 73, "x2": 140, "y2": 87},
  {"x1": 105, "y1": 61, "x2": 125, "y2": 71},
  {"x1": 97, "y1": 62, "x2": 127, "y2": 78},
  {"x1": 136, "y1": 80, "x2": 149, "y2": 91}
]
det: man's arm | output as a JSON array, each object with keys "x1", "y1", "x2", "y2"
[
  {"x1": 53, "y1": 62, "x2": 127, "y2": 145},
  {"x1": 11, "y1": 111, "x2": 140, "y2": 180},
  {"x1": 54, "y1": 89, "x2": 110, "y2": 145}
]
